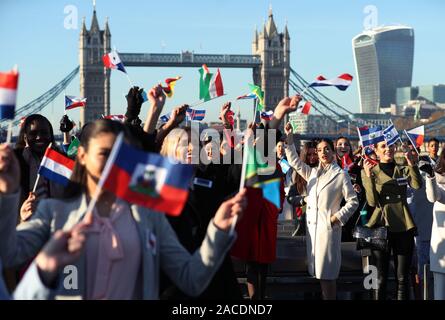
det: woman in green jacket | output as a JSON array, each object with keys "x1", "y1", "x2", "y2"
[{"x1": 361, "y1": 140, "x2": 422, "y2": 300}]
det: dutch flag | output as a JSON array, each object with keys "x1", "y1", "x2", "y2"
[
  {"x1": 309, "y1": 73, "x2": 353, "y2": 91},
  {"x1": 38, "y1": 148, "x2": 75, "y2": 186},
  {"x1": 0, "y1": 68, "x2": 19, "y2": 120}
]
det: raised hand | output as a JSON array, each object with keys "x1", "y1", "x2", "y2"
[
  {"x1": 59, "y1": 115, "x2": 74, "y2": 133},
  {"x1": 148, "y1": 84, "x2": 166, "y2": 110},
  {"x1": 167, "y1": 104, "x2": 188, "y2": 127},
  {"x1": 219, "y1": 102, "x2": 231, "y2": 125},
  {"x1": 125, "y1": 86, "x2": 144, "y2": 122},
  {"x1": 213, "y1": 189, "x2": 247, "y2": 232},
  {"x1": 0, "y1": 144, "x2": 20, "y2": 194},
  {"x1": 20, "y1": 192, "x2": 36, "y2": 222},
  {"x1": 363, "y1": 159, "x2": 376, "y2": 178},
  {"x1": 274, "y1": 95, "x2": 302, "y2": 119},
  {"x1": 34, "y1": 220, "x2": 90, "y2": 287}
]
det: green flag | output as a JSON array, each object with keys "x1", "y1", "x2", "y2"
[
  {"x1": 67, "y1": 137, "x2": 80, "y2": 157},
  {"x1": 244, "y1": 144, "x2": 281, "y2": 209},
  {"x1": 248, "y1": 84, "x2": 264, "y2": 111},
  {"x1": 198, "y1": 64, "x2": 213, "y2": 101}
]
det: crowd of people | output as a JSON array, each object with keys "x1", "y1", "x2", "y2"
[{"x1": 0, "y1": 84, "x2": 444, "y2": 300}]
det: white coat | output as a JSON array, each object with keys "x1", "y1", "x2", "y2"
[
  {"x1": 285, "y1": 144, "x2": 358, "y2": 279},
  {"x1": 425, "y1": 174, "x2": 445, "y2": 274}
]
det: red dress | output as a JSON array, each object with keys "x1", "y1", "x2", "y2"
[{"x1": 231, "y1": 177, "x2": 284, "y2": 264}]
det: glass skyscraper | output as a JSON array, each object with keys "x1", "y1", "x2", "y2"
[{"x1": 352, "y1": 26, "x2": 414, "y2": 113}]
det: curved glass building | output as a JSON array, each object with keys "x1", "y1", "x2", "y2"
[{"x1": 352, "y1": 26, "x2": 414, "y2": 113}]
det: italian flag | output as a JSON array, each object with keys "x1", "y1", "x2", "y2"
[{"x1": 199, "y1": 64, "x2": 224, "y2": 102}]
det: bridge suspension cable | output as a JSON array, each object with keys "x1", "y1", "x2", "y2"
[{"x1": 0, "y1": 66, "x2": 79, "y2": 128}]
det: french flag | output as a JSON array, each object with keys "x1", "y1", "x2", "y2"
[
  {"x1": 102, "y1": 50, "x2": 126, "y2": 73},
  {"x1": 405, "y1": 125, "x2": 425, "y2": 148},
  {"x1": 309, "y1": 73, "x2": 353, "y2": 91},
  {"x1": 103, "y1": 135, "x2": 194, "y2": 216},
  {"x1": 0, "y1": 68, "x2": 19, "y2": 120},
  {"x1": 65, "y1": 95, "x2": 86, "y2": 110},
  {"x1": 38, "y1": 148, "x2": 75, "y2": 186},
  {"x1": 260, "y1": 110, "x2": 274, "y2": 121}
]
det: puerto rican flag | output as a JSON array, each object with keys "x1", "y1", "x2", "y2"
[
  {"x1": 102, "y1": 50, "x2": 127, "y2": 73},
  {"x1": 65, "y1": 95, "x2": 86, "y2": 110},
  {"x1": 309, "y1": 73, "x2": 353, "y2": 91},
  {"x1": 0, "y1": 68, "x2": 19, "y2": 120},
  {"x1": 38, "y1": 147, "x2": 75, "y2": 186},
  {"x1": 405, "y1": 125, "x2": 425, "y2": 148},
  {"x1": 260, "y1": 110, "x2": 274, "y2": 121},
  {"x1": 102, "y1": 114, "x2": 125, "y2": 123},
  {"x1": 103, "y1": 134, "x2": 194, "y2": 216},
  {"x1": 296, "y1": 101, "x2": 312, "y2": 115},
  {"x1": 186, "y1": 108, "x2": 205, "y2": 121}
]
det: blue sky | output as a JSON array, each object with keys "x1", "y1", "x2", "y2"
[{"x1": 1, "y1": 0, "x2": 444, "y2": 133}]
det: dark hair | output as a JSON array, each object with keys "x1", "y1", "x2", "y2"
[
  {"x1": 428, "y1": 138, "x2": 439, "y2": 145},
  {"x1": 335, "y1": 136, "x2": 354, "y2": 165},
  {"x1": 62, "y1": 119, "x2": 138, "y2": 198},
  {"x1": 15, "y1": 114, "x2": 55, "y2": 150},
  {"x1": 436, "y1": 149, "x2": 445, "y2": 175},
  {"x1": 316, "y1": 138, "x2": 335, "y2": 152},
  {"x1": 295, "y1": 141, "x2": 318, "y2": 195}
]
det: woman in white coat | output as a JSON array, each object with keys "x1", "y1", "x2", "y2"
[
  {"x1": 284, "y1": 123, "x2": 359, "y2": 299},
  {"x1": 422, "y1": 153, "x2": 445, "y2": 300}
]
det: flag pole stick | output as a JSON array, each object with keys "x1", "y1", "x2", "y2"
[
  {"x1": 403, "y1": 129, "x2": 421, "y2": 158},
  {"x1": 6, "y1": 121, "x2": 13, "y2": 145},
  {"x1": 83, "y1": 132, "x2": 124, "y2": 222},
  {"x1": 230, "y1": 132, "x2": 250, "y2": 236},
  {"x1": 126, "y1": 73, "x2": 134, "y2": 88},
  {"x1": 190, "y1": 94, "x2": 227, "y2": 108},
  {"x1": 32, "y1": 142, "x2": 53, "y2": 192}
]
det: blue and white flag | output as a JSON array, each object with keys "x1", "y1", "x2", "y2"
[
  {"x1": 383, "y1": 123, "x2": 400, "y2": 146},
  {"x1": 159, "y1": 113, "x2": 171, "y2": 123},
  {"x1": 358, "y1": 126, "x2": 384, "y2": 147}
]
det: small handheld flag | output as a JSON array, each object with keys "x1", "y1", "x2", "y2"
[
  {"x1": 103, "y1": 114, "x2": 125, "y2": 123},
  {"x1": 248, "y1": 84, "x2": 264, "y2": 111},
  {"x1": 162, "y1": 77, "x2": 181, "y2": 98},
  {"x1": 38, "y1": 147, "x2": 75, "y2": 186},
  {"x1": 0, "y1": 68, "x2": 19, "y2": 120},
  {"x1": 296, "y1": 101, "x2": 312, "y2": 115},
  {"x1": 383, "y1": 122, "x2": 400, "y2": 146},
  {"x1": 102, "y1": 50, "x2": 126, "y2": 73},
  {"x1": 260, "y1": 110, "x2": 274, "y2": 121},
  {"x1": 309, "y1": 73, "x2": 353, "y2": 91},
  {"x1": 198, "y1": 65, "x2": 224, "y2": 102},
  {"x1": 65, "y1": 95, "x2": 86, "y2": 110},
  {"x1": 102, "y1": 136, "x2": 194, "y2": 216},
  {"x1": 357, "y1": 126, "x2": 385, "y2": 147},
  {"x1": 405, "y1": 125, "x2": 425, "y2": 148},
  {"x1": 186, "y1": 108, "x2": 205, "y2": 121}
]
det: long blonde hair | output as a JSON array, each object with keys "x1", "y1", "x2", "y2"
[{"x1": 160, "y1": 127, "x2": 192, "y2": 161}]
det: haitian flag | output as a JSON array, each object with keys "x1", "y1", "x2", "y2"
[
  {"x1": 0, "y1": 68, "x2": 19, "y2": 120},
  {"x1": 38, "y1": 147, "x2": 75, "y2": 186},
  {"x1": 103, "y1": 135, "x2": 194, "y2": 216}
]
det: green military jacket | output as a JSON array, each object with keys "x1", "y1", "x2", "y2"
[{"x1": 361, "y1": 164, "x2": 423, "y2": 232}]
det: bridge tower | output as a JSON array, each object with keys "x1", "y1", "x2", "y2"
[
  {"x1": 79, "y1": 6, "x2": 111, "y2": 127},
  {"x1": 252, "y1": 7, "x2": 290, "y2": 110}
]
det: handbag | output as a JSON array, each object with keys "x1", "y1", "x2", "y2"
[{"x1": 352, "y1": 202, "x2": 388, "y2": 251}]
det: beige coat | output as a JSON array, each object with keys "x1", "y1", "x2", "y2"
[
  {"x1": 425, "y1": 175, "x2": 445, "y2": 274},
  {"x1": 286, "y1": 144, "x2": 358, "y2": 279}
]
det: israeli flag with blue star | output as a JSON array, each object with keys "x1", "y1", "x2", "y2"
[{"x1": 383, "y1": 123, "x2": 400, "y2": 146}]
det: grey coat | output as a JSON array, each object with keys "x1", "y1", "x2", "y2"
[{"x1": 0, "y1": 192, "x2": 235, "y2": 299}]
